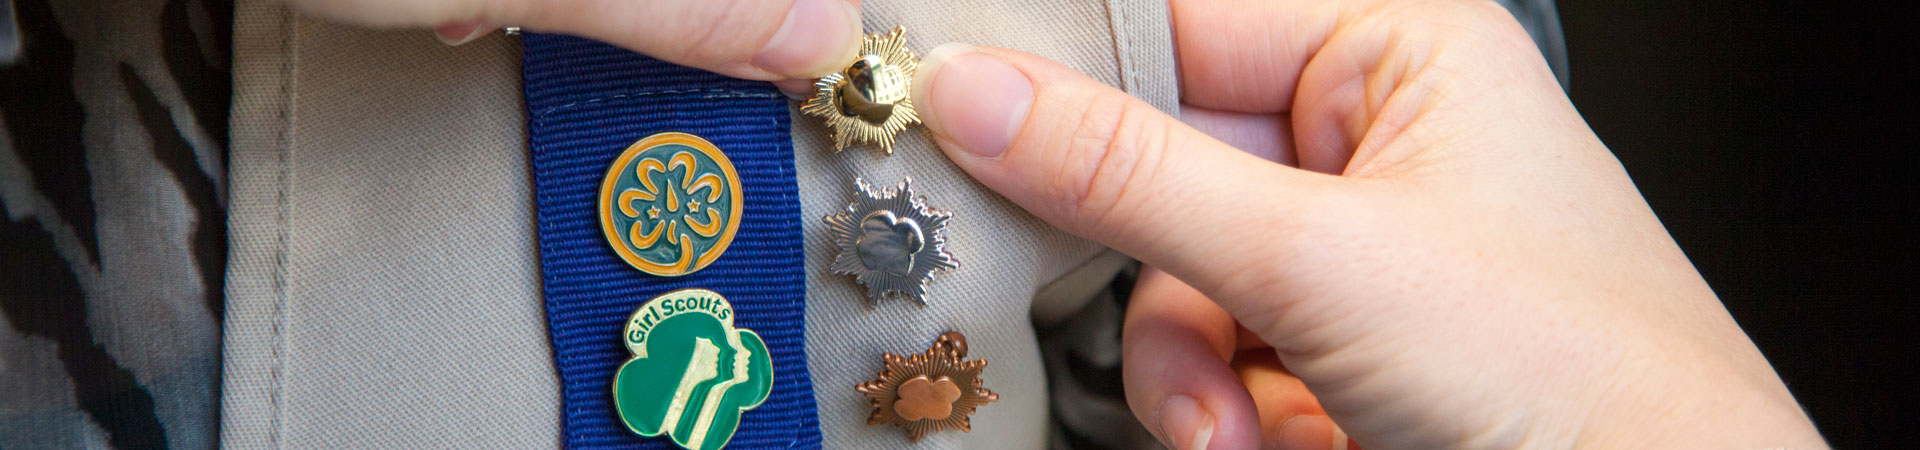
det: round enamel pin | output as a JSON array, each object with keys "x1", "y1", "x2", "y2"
[
  {"x1": 857, "y1": 331, "x2": 998, "y2": 441},
  {"x1": 600, "y1": 132, "x2": 743, "y2": 276},
  {"x1": 824, "y1": 177, "x2": 957, "y2": 305},
  {"x1": 802, "y1": 26, "x2": 920, "y2": 155},
  {"x1": 614, "y1": 289, "x2": 772, "y2": 450}
]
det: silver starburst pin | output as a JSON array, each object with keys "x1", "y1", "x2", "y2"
[{"x1": 824, "y1": 177, "x2": 957, "y2": 305}]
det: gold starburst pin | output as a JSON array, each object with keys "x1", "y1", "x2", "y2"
[
  {"x1": 857, "y1": 332, "x2": 998, "y2": 442},
  {"x1": 802, "y1": 26, "x2": 920, "y2": 155}
]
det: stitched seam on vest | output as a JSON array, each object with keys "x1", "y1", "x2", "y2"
[{"x1": 531, "y1": 89, "x2": 783, "y2": 127}]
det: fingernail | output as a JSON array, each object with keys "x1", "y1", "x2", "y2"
[
  {"x1": 912, "y1": 43, "x2": 1032, "y2": 159},
  {"x1": 752, "y1": 0, "x2": 862, "y2": 78},
  {"x1": 434, "y1": 20, "x2": 490, "y2": 46},
  {"x1": 1158, "y1": 395, "x2": 1215, "y2": 450},
  {"x1": 1277, "y1": 415, "x2": 1350, "y2": 450},
  {"x1": 774, "y1": 79, "x2": 816, "y2": 100}
]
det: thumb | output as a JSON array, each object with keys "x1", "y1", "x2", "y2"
[{"x1": 912, "y1": 43, "x2": 1346, "y2": 300}]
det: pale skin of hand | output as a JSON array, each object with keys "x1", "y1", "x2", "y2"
[
  {"x1": 279, "y1": 0, "x2": 868, "y2": 83},
  {"x1": 290, "y1": 0, "x2": 1827, "y2": 448},
  {"x1": 909, "y1": 0, "x2": 1829, "y2": 448}
]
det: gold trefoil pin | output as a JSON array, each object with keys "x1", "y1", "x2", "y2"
[{"x1": 802, "y1": 26, "x2": 921, "y2": 155}]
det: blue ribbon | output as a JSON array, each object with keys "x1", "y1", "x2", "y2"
[{"x1": 524, "y1": 33, "x2": 823, "y2": 449}]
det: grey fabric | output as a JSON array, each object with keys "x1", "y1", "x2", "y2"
[
  {"x1": 798, "y1": 1, "x2": 1176, "y2": 448},
  {"x1": 221, "y1": 3, "x2": 558, "y2": 448},
  {"x1": 2, "y1": 0, "x2": 229, "y2": 447},
  {"x1": 2, "y1": 0, "x2": 1571, "y2": 447},
  {"x1": 794, "y1": 0, "x2": 1167, "y2": 446},
  {"x1": 1108, "y1": 0, "x2": 1181, "y2": 116},
  {"x1": 1, "y1": 0, "x2": 19, "y2": 64},
  {"x1": 1035, "y1": 256, "x2": 1157, "y2": 450},
  {"x1": 221, "y1": 0, "x2": 1178, "y2": 448},
  {"x1": 1032, "y1": 250, "x2": 1136, "y2": 327}
]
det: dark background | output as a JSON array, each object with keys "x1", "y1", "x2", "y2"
[{"x1": 1559, "y1": 1, "x2": 1916, "y2": 447}]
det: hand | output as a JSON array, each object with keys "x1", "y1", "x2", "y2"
[
  {"x1": 907, "y1": 0, "x2": 1827, "y2": 448},
  {"x1": 278, "y1": 0, "x2": 864, "y2": 82}
]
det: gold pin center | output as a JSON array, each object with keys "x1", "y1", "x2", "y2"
[
  {"x1": 837, "y1": 55, "x2": 908, "y2": 125},
  {"x1": 803, "y1": 26, "x2": 921, "y2": 155}
]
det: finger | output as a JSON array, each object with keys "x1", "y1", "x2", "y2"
[
  {"x1": 909, "y1": 43, "x2": 1354, "y2": 301},
  {"x1": 1174, "y1": 0, "x2": 1555, "y2": 175},
  {"x1": 1179, "y1": 106, "x2": 1296, "y2": 166},
  {"x1": 1232, "y1": 351, "x2": 1357, "y2": 450},
  {"x1": 773, "y1": 79, "x2": 817, "y2": 99},
  {"x1": 286, "y1": 0, "x2": 863, "y2": 80},
  {"x1": 1172, "y1": 0, "x2": 1375, "y2": 174},
  {"x1": 1234, "y1": 323, "x2": 1265, "y2": 351},
  {"x1": 432, "y1": 19, "x2": 493, "y2": 46},
  {"x1": 1124, "y1": 267, "x2": 1261, "y2": 450},
  {"x1": 1170, "y1": 0, "x2": 1351, "y2": 113}
]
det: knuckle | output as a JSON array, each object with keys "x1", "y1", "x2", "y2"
[
  {"x1": 1392, "y1": 0, "x2": 1537, "y2": 49},
  {"x1": 1451, "y1": 0, "x2": 1527, "y2": 27},
  {"x1": 1052, "y1": 91, "x2": 1174, "y2": 240},
  {"x1": 1448, "y1": 1, "x2": 1540, "y2": 47}
]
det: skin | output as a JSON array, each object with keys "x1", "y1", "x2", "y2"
[
  {"x1": 282, "y1": 0, "x2": 866, "y2": 81},
  {"x1": 289, "y1": 0, "x2": 1828, "y2": 448}
]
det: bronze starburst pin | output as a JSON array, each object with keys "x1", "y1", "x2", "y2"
[
  {"x1": 802, "y1": 26, "x2": 920, "y2": 155},
  {"x1": 857, "y1": 331, "x2": 998, "y2": 441}
]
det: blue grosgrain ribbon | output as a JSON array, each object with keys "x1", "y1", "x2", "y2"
[{"x1": 524, "y1": 33, "x2": 823, "y2": 449}]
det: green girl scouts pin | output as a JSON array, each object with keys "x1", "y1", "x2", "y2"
[
  {"x1": 614, "y1": 288, "x2": 772, "y2": 450},
  {"x1": 601, "y1": 132, "x2": 744, "y2": 276}
]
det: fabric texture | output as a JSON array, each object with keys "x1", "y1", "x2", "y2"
[
  {"x1": 793, "y1": 2, "x2": 1181, "y2": 449},
  {"x1": 2, "y1": 0, "x2": 231, "y2": 448},
  {"x1": 1, "y1": 0, "x2": 20, "y2": 63},
  {"x1": 221, "y1": 3, "x2": 559, "y2": 447},
  {"x1": 0, "y1": 0, "x2": 1573, "y2": 448},
  {"x1": 218, "y1": 1, "x2": 1566, "y2": 449},
  {"x1": 220, "y1": 0, "x2": 1183, "y2": 447},
  {"x1": 788, "y1": 0, "x2": 1180, "y2": 447},
  {"x1": 521, "y1": 34, "x2": 822, "y2": 449},
  {"x1": 1034, "y1": 252, "x2": 1156, "y2": 450}
]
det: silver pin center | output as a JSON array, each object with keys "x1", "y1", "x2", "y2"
[{"x1": 825, "y1": 177, "x2": 956, "y2": 305}]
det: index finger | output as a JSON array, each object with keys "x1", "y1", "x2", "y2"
[
  {"x1": 1171, "y1": 0, "x2": 1351, "y2": 113},
  {"x1": 286, "y1": 0, "x2": 865, "y2": 80}
]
